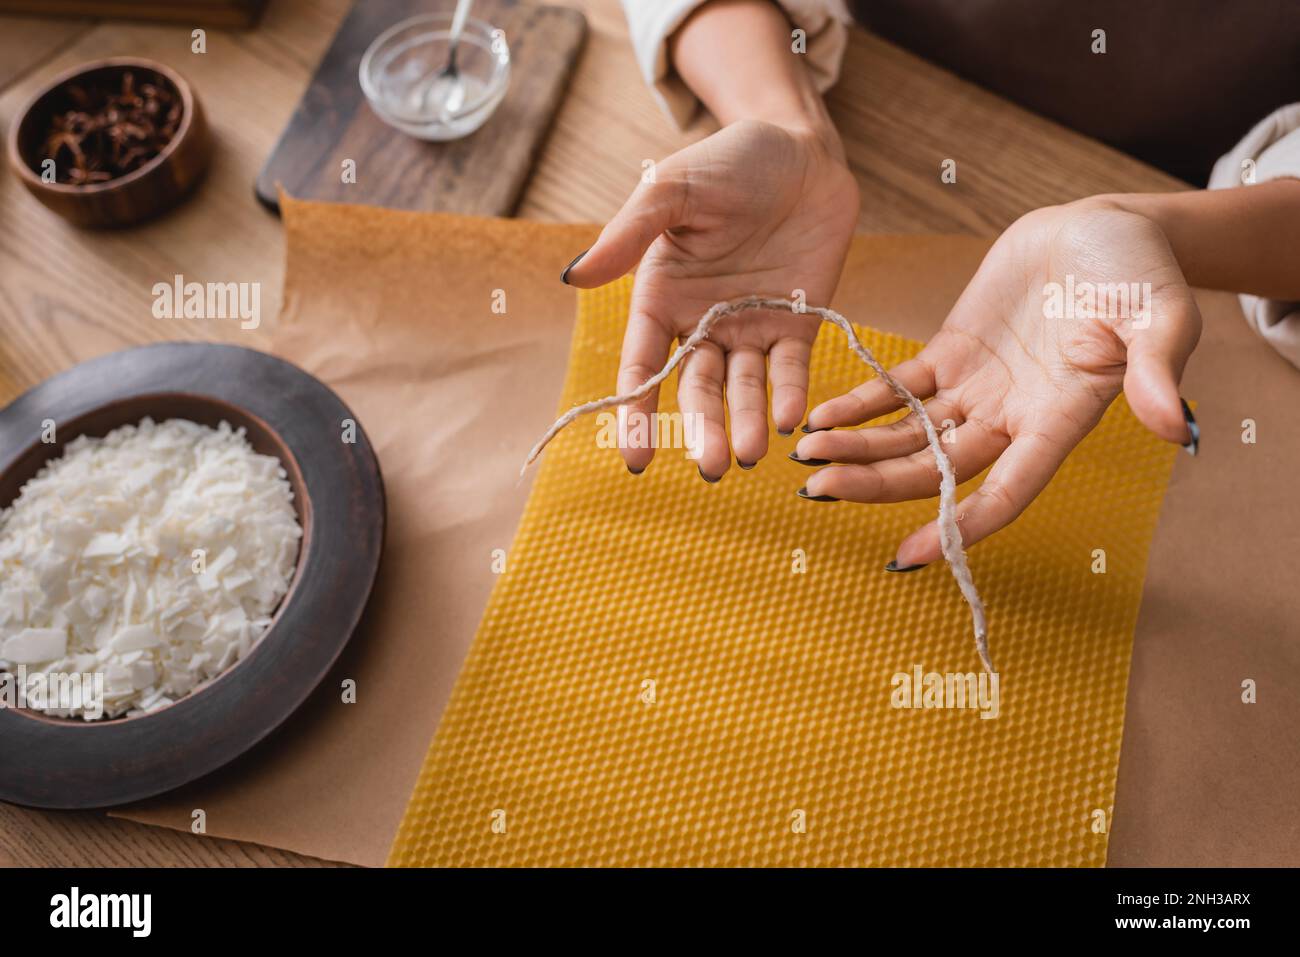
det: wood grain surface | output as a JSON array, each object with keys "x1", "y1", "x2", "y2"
[
  {"x1": 0, "y1": 1, "x2": 267, "y2": 30},
  {"x1": 0, "y1": 0, "x2": 1185, "y2": 866},
  {"x1": 256, "y1": 0, "x2": 586, "y2": 215},
  {"x1": 0, "y1": 14, "x2": 92, "y2": 90}
]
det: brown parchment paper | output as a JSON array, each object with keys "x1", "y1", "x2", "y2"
[{"x1": 114, "y1": 198, "x2": 1300, "y2": 867}]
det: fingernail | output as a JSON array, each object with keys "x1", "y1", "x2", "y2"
[
  {"x1": 560, "y1": 249, "x2": 589, "y2": 285},
  {"x1": 885, "y1": 560, "x2": 927, "y2": 573},
  {"x1": 776, "y1": 427, "x2": 794, "y2": 437},
  {"x1": 737, "y1": 461, "x2": 756, "y2": 470},
  {"x1": 1181, "y1": 398, "x2": 1199, "y2": 456},
  {"x1": 788, "y1": 451, "x2": 830, "y2": 467},
  {"x1": 627, "y1": 464, "x2": 645, "y2": 475},
  {"x1": 801, "y1": 423, "x2": 830, "y2": 434},
  {"x1": 796, "y1": 486, "x2": 838, "y2": 502},
  {"x1": 699, "y1": 466, "x2": 721, "y2": 484}
]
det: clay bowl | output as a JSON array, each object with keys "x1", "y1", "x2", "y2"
[
  {"x1": 0, "y1": 343, "x2": 385, "y2": 808},
  {"x1": 7, "y1": 57, "x2": 211, "y2": 227}
]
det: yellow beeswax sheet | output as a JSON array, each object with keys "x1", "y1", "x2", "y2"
[{"x1": 389, "y1": 278, "x2": 1180, "y2": 867}]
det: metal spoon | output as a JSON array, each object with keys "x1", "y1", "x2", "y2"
[{"x1": 420, "y1": 0, "x2": 475, "y2": 119}]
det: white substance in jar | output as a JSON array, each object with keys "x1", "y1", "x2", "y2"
[{"x1": 0, "y1": 417, "x2": 302, "y2": 719}]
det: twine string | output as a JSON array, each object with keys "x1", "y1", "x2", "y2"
[{"x1": 521, "y1": 296, "x2": 992, "y2": 673}]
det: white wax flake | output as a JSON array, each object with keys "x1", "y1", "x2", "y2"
[
  {"x1": 0, "y1": 417, "x2": 302, "y2": 719},
  {"x1": 83, "y1": 532, "x2": 129, "y2": 559},
  {"x1": 2, "y1": 627, "x2": 68, "y2": 664},
  {"x1": 110, "y1": 624, "x2": 160, "y2": 653}
]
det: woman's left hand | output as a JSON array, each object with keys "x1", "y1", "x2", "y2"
[{"x1": 793, "y1": 198, "x2": 1202, "y2": 567}]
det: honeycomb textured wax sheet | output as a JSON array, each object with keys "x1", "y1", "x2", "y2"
[{"x1": 389, "y1": 278, "x2": 1180, "y2": 866}]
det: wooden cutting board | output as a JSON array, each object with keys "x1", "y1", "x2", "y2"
[{"x1": 256, "y1": 0, "x2": 586, "y2": 215}]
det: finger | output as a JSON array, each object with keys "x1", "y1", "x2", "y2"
[
  {"x1": 805, "y1": 356, "x2": 937, "y2": 430},
  {"x1": 802, "y1": 419, "x2": 1006, "y2": 503},
  {"x1": 792, "y1": 399, "x2": 961, "y2": 465},
  {"x1": 676, "y1": 340, "x2": 731, "y2": 481},
  {"x1": 725, "y1": 347, "x2": 769, "y2": 468},
  {"x1": 768, "y1": 337, "x2": 812, "y2": 435},
  {"x1": 617, "y1": 309, "x2": 675, "y2": 473},
  {"x1": 891, "y1": 431, "x2": 1069, "y2": 566},
  {"x1": 1122, "y1": 288, "x2": 1202, "y2": 449},
  {"x1": 561, "y1": 174, "x2": 687, "y2": 288}
]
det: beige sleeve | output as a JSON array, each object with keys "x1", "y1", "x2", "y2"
[
  {"x1": 1207, "y1": 104, "x2": 1300, "y2": 369},
  {"x1": 618, "y1": 0, "x2": 852, "y2": 128}
]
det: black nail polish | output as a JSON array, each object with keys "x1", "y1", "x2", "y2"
[
  {"x1": 627, "y1": 464, "x2": 645, "y2": 475},
  {"x1": 699, "y1": 466, "x2": 721, "y2": 484},
  {"x1": 796, "y1": 487, "x2": 838, "y2": 502},
  {"x1": 776, "y1": 427, "x2": 794, "y2": 437},
  {"x1": 788, "y1": 451, "x2": 830, "y2": 466},
  {"x1": 560, "y1": 249, "x2": 589, "y2": 285},
  {"x1": 801, "y1": 423, "x2": 830, "y2": 434},
  {"x1": 885, "y1": 560, "x2": 927, "y2": 573},
  {"x1": 737, "y1": 461, "x2": 756, "y2": 470},
  {"x1": 1181, "y1": 398, "x2": 1199, "y2": 456}
]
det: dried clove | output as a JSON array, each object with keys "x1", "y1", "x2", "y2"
[{"x1": 39, "y1": 71, "x2": 182, "y2": 185}]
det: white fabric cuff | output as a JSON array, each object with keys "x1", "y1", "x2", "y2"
[
  {"x1": 1208, "y1": 103, "x2": 1300, "y2": 369},
  {"x1": 619, "y1": 0, "x2": 852, "y2": 129}
]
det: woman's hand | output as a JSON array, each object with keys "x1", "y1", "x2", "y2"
[
  {"x1": 562, "y1": 118, "x2": 860, "y2": 479},
  {"x1": 794, "y1": 198, "x2": 1202, "y2": 567}
]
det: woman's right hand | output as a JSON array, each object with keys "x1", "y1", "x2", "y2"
[{"x1": 561, "y1": 118, "x2": 860, "y2": 479}]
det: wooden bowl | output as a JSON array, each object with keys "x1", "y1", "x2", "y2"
[
  {"x1": 0, "y1": 344, "x2": 385, "y2": 808},
  {"x1": 6, "y1": 57, "x2": 211, "y2": 228}
]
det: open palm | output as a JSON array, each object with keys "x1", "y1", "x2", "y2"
[
  {"x1": 564, "y1": 119, "x2": 860, "y2": 478},
  {"x1": 794, "y1": 200, "x2": 1202, "y2": 567}
]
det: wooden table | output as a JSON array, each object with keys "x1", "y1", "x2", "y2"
[{"x1": 0, "y1": 0, "x2": 1183, "y2": 867}]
